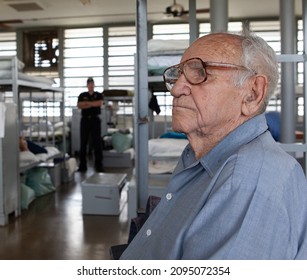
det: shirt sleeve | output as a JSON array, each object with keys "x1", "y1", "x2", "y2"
[
  {"x1": 77, "y1": 93, "x2": 84, "y2": 103},
  {"x1": 95, "y1": 92, "x2": 103, "y2": 101}
]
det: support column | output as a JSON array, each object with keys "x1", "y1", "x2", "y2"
[
  {"x1": 189, "y1": 0, "x2": 198, "y2": 44},
  {"x1": 280, "y1": 0, "x2": 296, "y2": 143},
  {"x1": 303, "y1": 0, "x2": 307, "y2": 172},
  {"x1": 135, "y1": 0, "x2": 149, "y2": 211},
  {"x1": 210, "y1": 0, "x2": 228, "y2": 32}
]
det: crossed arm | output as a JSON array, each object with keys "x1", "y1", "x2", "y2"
[{"x1": 77, "y1": 99, "x2": 102, "y2": 109}]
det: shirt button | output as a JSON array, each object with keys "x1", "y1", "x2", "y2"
[
  {"x1": 166, "y1": 193, "x2": 172, "y2": 200},
  {"x1": 146, "y1": 229, "x2": 152, "y2": 237}
]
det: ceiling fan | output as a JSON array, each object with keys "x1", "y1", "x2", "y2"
[{"x1": 164, "y1": 0, "x2": 209, "y2": 18}]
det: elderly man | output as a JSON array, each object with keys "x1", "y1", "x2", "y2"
[{"x1": 121, "y1": 31, "x2": 307, "y2": 259}]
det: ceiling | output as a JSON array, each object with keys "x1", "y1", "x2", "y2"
[{"x1": 0, "y1": 0, "x2": 304, "y2": 30}]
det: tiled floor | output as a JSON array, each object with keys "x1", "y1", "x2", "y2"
[{"x1": 0, "y1": 167, "x2": 132, "y2": 260}]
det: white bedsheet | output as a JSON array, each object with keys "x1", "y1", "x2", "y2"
[
  {"x1": 148, "y1": 39, "x2": 189, "y2": 55},
  {"x1": 20, "y1": 146, "x2": 61, "y2": 169},
  {"x1": 148, "y1": 138, "x2": 188, "y2": 174},
  {"x1": 0, "y1": 59, "x2": 24, "y2": 70},
  {"x1": 20, "y1": 150, "x2": 40, "y2": 167},
  {"x1": 148, "y1": 138, "x2": 188, "y2": 158},
  {"x1": 0, "y1": 70, "x2": 54, "y2": 86},
  {"x1": 147, "y1": 39, "x2": 188, "y2": 75}
]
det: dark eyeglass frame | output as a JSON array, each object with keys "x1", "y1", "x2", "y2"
[{"x1": 163, "y1": 57, "x2": 256, "y2": 91}]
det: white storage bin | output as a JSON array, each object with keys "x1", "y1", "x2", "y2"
[
  {"x1": 103, "y1": 148, "x2": 134, "y2": 168},
  {"x1": 81, "y1": 172, "x2": 127, "y2": 215}
]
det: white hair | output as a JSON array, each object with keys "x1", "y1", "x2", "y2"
[{"x1": 233, "y1": 29, "x2": 279, "y2": 111}]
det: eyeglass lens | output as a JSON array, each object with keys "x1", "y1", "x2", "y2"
[
  {"x1": 185, "y1": 59, "x2": 206, "y2": 84},
  {"x1": 164, "y1": 58, "x2": 206, "y2": 91}
]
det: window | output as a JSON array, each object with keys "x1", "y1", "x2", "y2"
[
  {"x1": 0, "y1": 32, "x2": 16, "y2": 56},
  {"x1": 249, "y1": 21, "x2": 281, "y2": 54},
  {"x1": 63, "y1": 27, "x2": 104, "y2": 113},
  {"x1": 153, "y1": 23, "x2": 190, "y2": 40},
  {"x1": 106, "y1": 26, "x2": 136, "y2": 125},
  {"x1": 297, "y1": 20, "x2": 304, "y2": 117},
  {"x1": 22, "y1": 100, "x2": 61, "y2": 118},
  {"x1": 108, "y1": 26, "x2": 136, "y2": 90}
]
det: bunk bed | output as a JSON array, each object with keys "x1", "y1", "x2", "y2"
[
  {"x1": 19, "y1": 91, "x2": 68, "y2": 146},
  {"x1": 147, "y1": 39, "x2": 187, "y2": 94},
  {"x1": 18, "y1": 89, "x2": 66, "y2": 175},
  {"x1": 102, "y1": 90, "x2": 134, "y2": 168},
  {"x1": 0, "y1": 56, "x2": 66, "y2": 225}
]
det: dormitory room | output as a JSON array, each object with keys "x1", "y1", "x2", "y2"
[{"x1": 1, "y1": 0, "x2": 307, "y2": 262}]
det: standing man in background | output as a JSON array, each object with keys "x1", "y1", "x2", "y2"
[{"x1": 77, "y1": 77, "x2": 104, "y2": 173}]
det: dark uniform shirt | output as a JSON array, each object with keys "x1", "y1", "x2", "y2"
[{"x1": 78, "y1": 91, "x2": 103, "y2": 117}]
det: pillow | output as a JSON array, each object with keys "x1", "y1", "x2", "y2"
[
  {"x1": 44, "y1": 146, "x2": 60, "y2": 157},
  {"x1": 112, "y1": 132, "x2": 133, "y2": 153},
  {"x1": 20, "y1": 150, "x2": 40, "y2": 165},
  {"x1": 35, "y1": 153, "x2": 48, "y2": 162},
  {"x1": 53, "y1": 121, "x2": 63, "y2": 130},
  {"x1": 25, "y1": 167, "x2": 55, "y2": 197}
]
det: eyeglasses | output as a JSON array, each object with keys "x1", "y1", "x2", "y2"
[{"x1": 163, "y1": 57, "x2": 256, "y2": 91}]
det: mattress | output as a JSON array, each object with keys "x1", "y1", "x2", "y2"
[
  {"x1": 0, "y1": 59, "x2": 24, "y2": 71},
  {"x1": 147, "y1": 39, "x2": 189, "y2": 75},
  {"x1": 148, "y1": 39, "x2": 189, "y2": 55},
  {"x1": 148, "y1": 55, "x2": 182, "y2": 75},
  {"x1": 0, "y1": 70, "x2": 55, "y2": 86},
  {"x1": 19, "y1": 146, "x2": 61, "y2": 172}
]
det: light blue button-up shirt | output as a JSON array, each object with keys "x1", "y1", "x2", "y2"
[{"x1": 121, "y1": 114, "x2": 307, "y2": 259}]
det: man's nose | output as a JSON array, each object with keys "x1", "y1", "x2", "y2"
[{"x1": 170, "y1": 75, "x2": 192, "y2": 97}]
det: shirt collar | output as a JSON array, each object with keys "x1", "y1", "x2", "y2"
[{"x1": 198, "y1": 114, "x2": 268, "y2": 177}]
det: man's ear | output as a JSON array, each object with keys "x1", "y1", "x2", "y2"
[{"x1": 242, "y1": 75, "x2": 267, "y2": 116}]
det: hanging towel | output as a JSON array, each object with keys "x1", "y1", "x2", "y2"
[{"x1": 148, "y1": 94, "x2": 161, "y2": 115}]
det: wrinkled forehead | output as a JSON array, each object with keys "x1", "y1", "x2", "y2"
[{"x1": 181, "y1": 33, "x2": 243, "y2": 64}]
